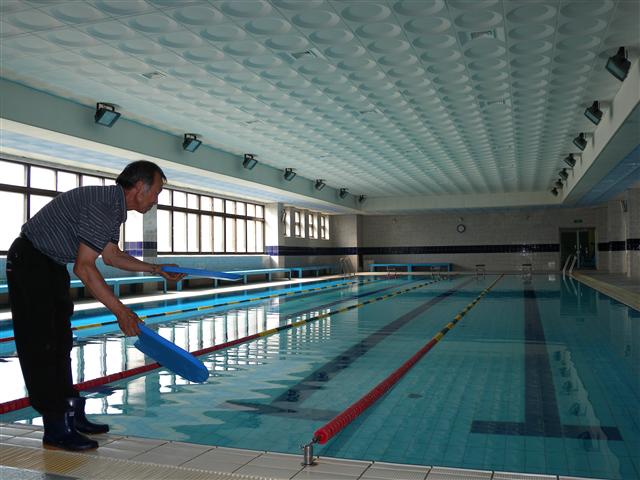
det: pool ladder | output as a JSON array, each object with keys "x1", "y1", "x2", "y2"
[
  {"x1": 562, "y1": 254, "x2": 577, "y2": 277},
  {"x1": 339, "y1": 257, "x2": 355, "y2": 276}
]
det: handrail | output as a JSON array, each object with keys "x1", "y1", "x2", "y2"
[
  {"x1": 339, "y1": 257, "x2": 355, "y2": 276},
  {"x1": 568, "y1": 255, "x2": 577, "y2": 276},
  {"x1": 562, "y1": 254, "x2": 574, "y2": 276}
]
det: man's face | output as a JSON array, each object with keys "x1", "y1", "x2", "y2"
[{"x1": 137, "y1": 173, "x2": 163, "y2": 213}]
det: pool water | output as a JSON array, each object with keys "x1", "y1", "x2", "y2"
[{"x1": 4, "y1": 274, "x2": 639, "y2": 479}]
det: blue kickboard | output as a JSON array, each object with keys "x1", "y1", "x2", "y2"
[
  {"x1": 161, "y1": 266, "x2": 242, "y2": 281},
  {"x1": 134, "y1": 324, "x2": 209, "y2": 383}
]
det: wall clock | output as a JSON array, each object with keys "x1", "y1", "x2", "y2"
[{"x1": 456, "y1": 224, "x2": 466, "y2": 233}]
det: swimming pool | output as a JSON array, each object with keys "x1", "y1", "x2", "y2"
[{"x1": 3, "y1": 274, "x2": 639, "y2": 479}]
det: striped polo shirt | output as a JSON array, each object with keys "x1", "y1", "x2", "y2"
[{"x1": 22, "y1": 185, "x2": 127, "y2": 265}]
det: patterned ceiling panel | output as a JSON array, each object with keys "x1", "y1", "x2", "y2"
[{"x1": 0, "y1": 0, "x2": 638, "y2": 201}]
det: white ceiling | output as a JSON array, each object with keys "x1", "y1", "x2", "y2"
[{"x1": 1, "y1": 0, "x2": 639, "y2": 210}]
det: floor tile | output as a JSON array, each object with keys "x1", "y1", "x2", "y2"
[
  {"x1": 247, "y1": 452, "x2": 306, "y2": 470},
  {"x1": 363, "y1": 462, "x2": 430, "y2": 480},
  {"x1": 493, "y1": 472, "x2": 557, "y2": 479},
  {"x1": 235, "y1": 464, "x2": 299, "y2": 479},
  {"x1": 292, "y1": 470, "x2": 361, "y2": 479},
  {"x1": 0, "y1": 426, "x2": 36, "y2": 437},
  {"x1": 427, "y1": 466, "x2": 493, "y2": 479},
  {"x1": 3, "y1": 436, "x2": 43, "y2": 448}
]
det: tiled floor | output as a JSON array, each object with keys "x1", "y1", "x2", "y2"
[{"x1": 0, "y1": 423, "x2": 604, "y2": 480}]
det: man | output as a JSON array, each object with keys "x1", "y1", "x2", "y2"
[{"x1": 6, "y1": 160, "x2": 183, "y2": 451}]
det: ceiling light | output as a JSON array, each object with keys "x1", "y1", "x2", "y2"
[
  {"x1": 314, "y1": 179, "x2": 326, "y2": 191},
  {"x1": 573, "y1": 133, "x2": 587, "y2": 151},
  {"x1": 339, "y1": 188, "x2": 348, "y2": 199},
  {"x1": 584, "y1": 101, "x2": 602, "y2": 125},
  {"x1": 182, "y1": 134, "x2": 201, "y2": 153},
  {"x1": 242, "y1": 153, "x2": 258, "y2": 170},
  {"x1": 555, "y1": 179, "x2": 563, "y2": 189},
  {"x1": 551, "y1": 187, "x2": 559, "y2": 196},
  {"x1": 559, "y1": 168, "x2": 569, "y2": 181},
  {"x1": 94, "y1": 103, "x2": 120, "y2": 127},
  {"x1": 564, "y1": 154, "x2": 577, "y2": 168},
  {"x1": 283, "y1": 168, "x2": 296, "y2": 181},
  {"x1": 606, "y1": 46, "x2": 630, "y2": 81}
]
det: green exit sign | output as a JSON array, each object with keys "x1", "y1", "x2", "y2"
[{"x1": 574, "y1": 219, "x2": 583, "y2": 224}]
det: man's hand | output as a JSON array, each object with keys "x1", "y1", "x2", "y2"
[
  {"x1": 152, "y1": 263, "x2": 186, "y2": 282},
  {"x1": 115, "y1": 305, "x2": 143, "y2": 336}
]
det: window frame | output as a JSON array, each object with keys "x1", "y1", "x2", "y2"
[
  {"x1": 0, "y1": 158, "x2": 137, "y2": 254},
  {"x1": 0, "y1": 158, "x2": 266, "y2": 256},
  {"x1": 156, "y1": 189, "x2": 265, "y2": 255}
]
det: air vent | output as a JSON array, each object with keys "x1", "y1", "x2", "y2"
[
  {"x1": 480, "y1": 98, "x2": 511, "y2": 109},
  {"x1": 459, "y1": 27, "x2": 505, "y2": 45},
  {"x1": 471, "y1": 30, "x2": 495, "y2": 40},
  {"x1": 357, "y1": 108, "x2": 382, "y2": 116},
  {"x1": 280, "y1": 48, "x2": 325, "y2": 64},
  {"x1": 141, "y1": 71, "x2": 165, "y2": 80}
]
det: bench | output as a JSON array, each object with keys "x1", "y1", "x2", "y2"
[
  {"x1": 369, "y1": 262, "x2": 452, "y2": 273},
  {"x1": 231, "y1": 268, "x2": 293, "y2": 284},
  {"x1": 0, "y1": 276, "x2": 167, "y2": 298},
  {"x1": 289, "y1": 265, "x2": 338, "y2": 278}
]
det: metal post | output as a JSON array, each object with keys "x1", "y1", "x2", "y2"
[{"x1": 301, "y1": 442, "x2": 317, "y2": 466}]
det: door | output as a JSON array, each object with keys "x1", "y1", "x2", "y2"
[{"x1": 560, "y1": 228, "x2": 596, "y2": 270}]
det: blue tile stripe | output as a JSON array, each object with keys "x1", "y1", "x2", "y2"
[
  {"x1": 124, "y1": 241, "x2": 156, "y2": 257},
  {"x1": 268, "y1": 240, "x2": 640, "y2": 256},
  {"x1": 598, "y1": 239, "x2": 639, "y2": 251},
  {"x1": 267, "y1": 244, "x2": 559, "y2": 256}
]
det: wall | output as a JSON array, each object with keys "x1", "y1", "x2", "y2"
[
  {"x1": 627, "y1": 188, "x2": 640, "y2": 280},
  {"x1": 274, "y1": 207, "x2": 350, "y2": 271},
  {"x1": 360, "y1": 206, "x2": 607, "y2": 272}
]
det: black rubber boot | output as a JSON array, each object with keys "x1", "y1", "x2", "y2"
[
  {"x1": 67, "y1": 397, "x2": 109, "y2": 434},
  {"x1": 42, "y1": 410, "x2": 99, "y2": 451}
]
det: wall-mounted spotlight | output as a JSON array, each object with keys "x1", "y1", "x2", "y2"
[
  {"x1": 283, "y1": 168, "x2": 296, "y2": 181},
  {"x1": 559, "y1": 168, "x2": 569, "y2": 181},
  {"x1": 339, "y1": 188, "x2": 348, "y2": 199},
  {"x1": 573, "y1": 133, "x2": 587, "y2": 151},
  {"x1": 551, "y1": 187, "x2": 559, "y2": 197},
  {"x1": 554, "y1": 179, "x2": 563, "y2": 189},
  {"x1": 563, "y1": 153, "x2": 577, "y2": 168},
  {"x1": 584, "y1": 101, "x2": 602, "y2": 125},
  {"x1": 358, "y1": 195, "x2": 366, "y2": 203},
  {"x1": 314, "y1": 179, "x2": 326, "y2": 191},
  {"x1": 182, "y1": 133, "x2": 201, "y2": 152},
  {"x1": 94, "y1": 102, "x2": 120, "y2": 127},
  {"x1": 606, "y1": 46, "x2": 630, "y2": 81},
  {"x1": 242, "y1": 153, "x2": 258, "y2": 170}
]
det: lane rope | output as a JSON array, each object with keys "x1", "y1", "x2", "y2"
[
  {"x1": 0, "y1": 275, "x2": 449, "y2": 413},
  {"x1": 311, "y1": 275, "x2": 503, "y2": 445},
  {"x1": 0, "y1": 276, "x2": 383, "y2": 343}
]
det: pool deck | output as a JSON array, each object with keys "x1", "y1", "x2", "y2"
[
  {"x1": 1, "y1": 271, "x2": 634, "y2": 480},
  {"x1": 0, "y1": 423, "x2": 599, "y2": 480},
  {"x1": 571, "y1": 271, "x2": 640, "y2": 311}
]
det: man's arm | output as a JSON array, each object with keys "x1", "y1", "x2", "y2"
[
  {"x1": 73, "y1": 243, "x2": 141, "y2": 336},
  {"x1": 101, "y1": 242, "x2": 183, "y2": 281}
]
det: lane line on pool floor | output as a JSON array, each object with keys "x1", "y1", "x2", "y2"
[
  {"x1": 311, "y1": 275, "x2": 504, "y2": 446},
  {"x1": 471, "y1": 282, "x2": 622, "y2": 442},
  {"x1": 225, "y1": 276, "x2": 480, "y2": 416},
  {"x1": 0, "y1": 274, "x2": 454, "y2": 413}
]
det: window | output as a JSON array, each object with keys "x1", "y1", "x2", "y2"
[
  {"x1": 0, "y1": 159, "x2": 266, "y2": 256},
  {"x1": 320, "y1": 215, "x2": 330, "y2": 240},
  {"x1": 284, "y1": 209, "x2": 291, "y2": 237},
  {"x1": 294, "y1": 211, "x2": 303, "y2": 237},
  {"x1": 0, "y1": 159, "x2": 143, "y2": 254},
  {"x1": 156, "y1": 189, "x2": 265, "y2": 254},
  {"x1": 308, "y1": 213, "x2": 317, "y2": 239}
]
